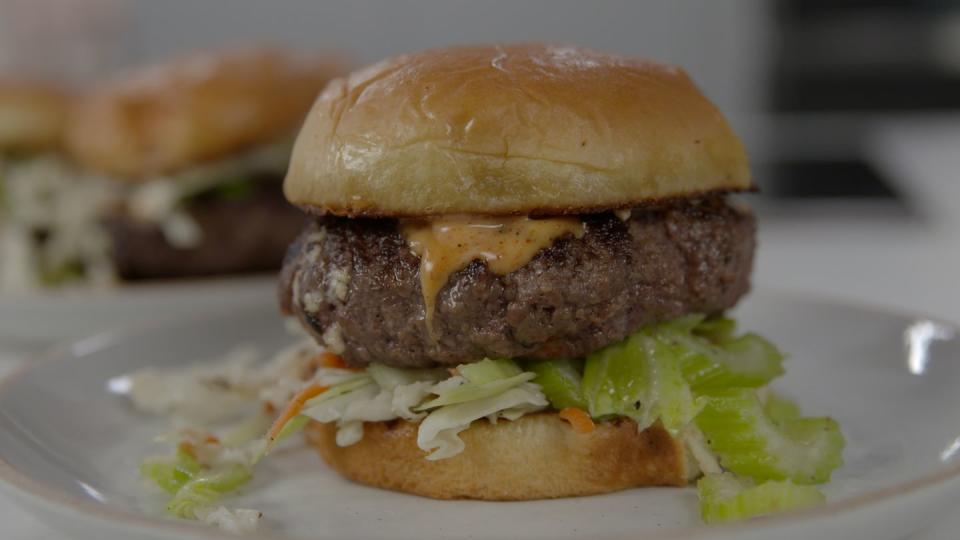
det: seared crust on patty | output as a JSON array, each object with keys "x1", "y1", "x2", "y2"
[
  {"x1": 304, "y1": 413, "x2": 691, "y2": 500},
  {"x1": 280, "y1": 196, "x2": 755, "y2": 368}
]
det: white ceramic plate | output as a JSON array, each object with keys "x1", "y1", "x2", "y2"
[
  {"x1": 1, "y1": 291, "x2": 959, "y2": 540},
  {"x1": 0, "y1": 276, "x2": 275, "y2": 346}
]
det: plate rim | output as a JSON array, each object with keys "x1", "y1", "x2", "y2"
[
  {"x1": 1, "y1": 289, "x2": 959, "y2": 540},
  {"x1": 0, "y1": 273, "x2": 275, "y2": 301}
]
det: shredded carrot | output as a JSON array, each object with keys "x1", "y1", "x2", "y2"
[
  {"x1": 559, "y1": 407, "x2": 595, "y2": 434},
  {"x1": 266, "y1": 383, "x2": 329, "y2": 442},
  {"x1": 178, "y1": 434, "x2": 219, "y2": 457},
  {"x1": 177, "y1": 441, "x2": 196, "y2": 457},
  {"x1": 315, "y1": 352, "x2": 360, "y2": 371}
]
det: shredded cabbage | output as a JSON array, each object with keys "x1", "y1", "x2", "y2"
[
  {"x1": 459, "y1": 358, "x2": 524, "y2": 384},
  {"x1": 416, "y1": 372, "x2": 535, "y2": 409},
  {"x1": 130, "y1": 314, "x2": 844, "y2": 530},
  {"x1": 417, "y1": 383, "x2": 548, "y2": 460},
  {"x1": 116, "y1": 342, "x2": 330, "y2": 424},
  {"x1": 197, "y1": 506, "x2": 262, "y2": 534},
  {"x1": 166, "y1": 464, "x2": 252, "y2": 519},
  {"x1": 281, "y1": 359, "x2": 551, "y2": 457},
  {"x1": 366, "y1": 363, "x2": 446, "y2": 390}
]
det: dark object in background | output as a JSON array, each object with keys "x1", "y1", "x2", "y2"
[
  {"x1": 773, "y1": 0, "x2": 960, "y2": 112},
  {"x1": 107, "y1": 177, "x2": 307, "y2": 280},
  {"x1": 758, "y1": 0, "x2": 960, "y2": 217}
]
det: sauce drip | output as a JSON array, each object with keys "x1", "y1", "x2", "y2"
[{"x1": 401, "y1": 215, "x2": 585, "y2": 334}]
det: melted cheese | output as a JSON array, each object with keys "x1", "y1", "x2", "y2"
[{"x1": 401, "y1": 215, "x2": 585, "y2": 332}]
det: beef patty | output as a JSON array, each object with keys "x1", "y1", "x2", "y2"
[
  {"x1": 107, "y1": 177, "x2": 307, "y2": 280},
  {"x1": 279, "y1": 196, "x2": 755, "y2": 368}
]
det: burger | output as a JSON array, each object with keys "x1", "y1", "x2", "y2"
[
  {"x1": 0, "y1": 47, "x2": 343, "y2": 290},
  {"x1": 0, "y1": 79, "x2": 68, "y2": 155},
  {"x1": 269, "y1": 44, "x2": 844, "y2": 510},
  {"x1": 0, "y1": 79, "x2": 73, "y2": 288},
  {"x1": 133, "y1": 44, "x2": 844, "y2": 527}
]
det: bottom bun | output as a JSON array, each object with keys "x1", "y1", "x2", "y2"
[{"x1": 303, "y1": 412, "x2": 694, "y2": 500}]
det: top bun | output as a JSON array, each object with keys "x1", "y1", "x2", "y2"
[
  {"x1": 285, "y1": 43, "x2": 751, "y2": 217},
  {"x1": 0, "y1": 80, "x2": 69, "y2": 153},
  {"x1": 65, "y1": 47, "x2": 345, "y2": 180}
]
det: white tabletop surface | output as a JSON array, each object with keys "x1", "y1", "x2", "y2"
[{"x1": 1, "y1": 118, "x2": 959, "y2": 538}]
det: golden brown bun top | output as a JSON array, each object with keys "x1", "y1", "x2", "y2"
[
  {"x1": 64, "y1": 47, "x2": 346, "y2": 179},
  {"x1": 285, "y1": 43, "x2": 751, "y2": 217},
  {"x1": 0, "y1": 79, "x2": 70, "y2": 153}
]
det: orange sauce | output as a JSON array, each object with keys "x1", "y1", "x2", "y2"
[{"x1": 401, "y1": 215, "x2": 585, "y2": 333}]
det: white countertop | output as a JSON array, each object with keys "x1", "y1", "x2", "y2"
[{"x1": 1, "y1": 118, "x2": 959, "y2": 539}]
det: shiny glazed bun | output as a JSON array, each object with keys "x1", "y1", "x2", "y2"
[
  {"x1": 65, "y1": 47, "x2": 345, "y2": 179},
  {"x1": 0, "y1": 80, "x2": 69, "y2": 153},
  {"x1": 285, "y1": 43, "x2": 751, "y2": 217},
  {"x1": 304, "y1": 414, "x2": 694, "y2": 500}
]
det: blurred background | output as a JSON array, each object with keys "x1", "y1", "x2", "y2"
[
  {"x1": 2, "y1": 2, "x2": 960, "y2": 538},
  {"x1": 1, "y1": 0, "x2": 959, "y2": 330}
]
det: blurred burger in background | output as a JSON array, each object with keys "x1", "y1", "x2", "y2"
[
  {"x1": 0, "y1": 79, "x2": 76, "y2": 288},
  {"x1": 0, "y1": 47, "x2": 344, "y2": 290}
]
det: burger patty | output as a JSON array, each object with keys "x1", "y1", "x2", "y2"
[
  {"x1": 279, "y1": 196, "x2": 755, "y2": 368},
  {"x1": 106, "y1": 178, "x2": 307, "y2": 280}
]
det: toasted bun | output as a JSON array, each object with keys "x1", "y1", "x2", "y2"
[
  {"x1": 65, "y1": 47, "x2": 345, "y2": 179},
  {"x1": 285, "y1": 43, "x2": 751, "y2": 217},
  {"x1": 304, "y1": 413, "x2": 693, "y2": 500},
  {"x1": 0, "y1": 80, "x2": 69, "y2": 153}
]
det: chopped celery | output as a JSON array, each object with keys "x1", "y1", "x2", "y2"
[
  {"x1": 660, "y1": 314, "x2": 706, "y2": 334},
  {"x1": 698, "y1": 473, "x2": 825, "y2": 524},
  {"x1": 167, "y1": 464, "x2": 252, "y2": 519},
  {"x1": 582, "y1": 333, "x2": 648, "y2": 420},
  {"x1": 693, "y1": 316, "x2": 737, "y2": 343},
  {"x1": 140, "y1": 448, "x2": 201, "y2": 494},
  {"x1": 459, "y1": 358, "x2": 523, "y2": 385},
  {"x1": 643, "y1": 334, "x2": 705, "y2": 434},
  {"x1": 526, "y1": 358, "x2": 586, "y2": 410},
  {"x1": 676, "y1": 333, "x2": 785, "y2": 392},
  {"x1": 696, "y1": 388, "x2": 844, "y2": 484},
  {"x1": 764, "y1": 392, "x2": 802, "y2": 423},
  {"x1": 581, "y1": 332, "x2": 702, "y2": 433}
]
